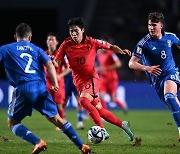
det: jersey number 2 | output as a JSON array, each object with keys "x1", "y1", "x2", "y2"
[{"x1": 20, "y1": 53, "x2": 36, "y2": 74}]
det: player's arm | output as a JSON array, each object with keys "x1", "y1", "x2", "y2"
[
  {"x1": 106, "y1": 60, "x2": 121, "y2": 71},
  {"x1": 57, "y1": 67, "x2": 71, "y2": 80},
  {"x1": 45, "y1": 61, "x2": 59, "y2": 92},
  {"x1": 52, "y1": 58, "x2": 62, "y2": 68},
  {"x1": 109, "y1": 44, "x2": 131, "y2": 56},
  {"x1": 129, "y1": 55, "x2": 162, "y2": 76}
]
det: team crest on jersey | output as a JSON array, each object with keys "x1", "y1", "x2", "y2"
[
  {"x1": 167, "y1": 40, "x2": 171, "y2": 47},
  {"x1": 136, "y1": 47, "x2": 142, "y2": 54},
  {"x1": 96, "y1": 39, "x2": 106, "y2": 45}
]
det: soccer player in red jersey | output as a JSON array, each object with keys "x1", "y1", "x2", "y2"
[
  {"x1": 54, "y1": 17, "x2": 134, "y2": 141},
  {"x1": 96, "y1": 45, "x2": 128, "y2": 113},
  {"x1": 44, "y1": 32, "x2": 67, "y2": 120}
]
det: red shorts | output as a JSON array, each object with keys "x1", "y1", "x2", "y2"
[
  {"x1": 46, "y1": 81, "x2": 65, "y2": 105},
  {"x1": 76, "y1": 77, "x2": 100, "y2": 97},
  {"x1": 100, "y1": 77, "x2": 118, "y2": 95}
]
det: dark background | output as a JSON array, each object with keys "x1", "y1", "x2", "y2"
[{"x1": 0, "y1": 0, "x2": 180, "y2": 81}]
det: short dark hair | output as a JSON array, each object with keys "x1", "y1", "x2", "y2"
[
  {"x1": 15, "y1": 23, "x2": 32, "y2": 38},
  {"x1": 67, "y1": 17, "x2": 85, "y2": 29},
  {"x1": 46, "y1": 32, "x2": 60, "y2": 42},
  {"x1": 148, "y1": 12, "x2": 164, "y2": 23}
]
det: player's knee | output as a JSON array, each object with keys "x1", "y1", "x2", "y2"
[
  {"x1": 7, "y1": 118, "x2": 19, "y2": 130},
  {"x1": 79, "y1": 97, "x2": 100, "y2": 113},
  {"x1": 79, "y1": 97, "x2": 91, "y2": 110},
  {"x1": 92, "y1": 98, "x2": 102, "y2": 110},
  {"x1": 47, "y1": 114, "x2": 65, "y2": 127}
]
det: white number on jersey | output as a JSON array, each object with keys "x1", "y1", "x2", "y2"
[
  {"x1": 160, "y1": 50, "x2": 167, "y2": 59},
  {"x1": 20, "y1": 53, "x2": 36, "y2": 74}
]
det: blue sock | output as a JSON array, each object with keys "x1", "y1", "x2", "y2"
[
  {"x1": 83, "y1": 110, "x2": 88, "y2": 115},
  {"x1": 165, "y1": 93, "x2": 180, "y2": 127},
  {"x1": 12, "y1": 124, "x2": 40, "y2": 145},
  {"x1": 77, "y1": 111, "x2": 83, "y2": 122},
  {"x1": 61, "y1": 122, "x2": 83, "y2": 149}
]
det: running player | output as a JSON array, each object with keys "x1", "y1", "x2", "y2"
[
  {"x1": 129, "y1": 12, "x2": 180, "y2": 141},
  {"x1": 54, "y1": 17, "x2": 134, "y2": 142},
  {"x1": 96, "y1": 37, "x2": 128, "y2": 113}
]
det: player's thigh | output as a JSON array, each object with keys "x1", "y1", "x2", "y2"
[
  {"x1": 34, "y1": 91, "x2": 58, "y2": 118},
  {"x1": 8, "y1": 88, "x2": 34, "y2": 122},
  {"x1": 78, "y1": 77, "x2": 100, "y2": 97}
]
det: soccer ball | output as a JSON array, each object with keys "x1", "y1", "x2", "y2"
[{"x1": 87, "y1": 126, "x2": 105, "y2": 144}]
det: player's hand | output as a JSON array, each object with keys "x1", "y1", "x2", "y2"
[
  {"x1": 49, "y1": 55, "x2": 54, "y2": 60},
  {"x1": 96, "y1": 66, "x2": 106, "y2": 72},
  {"x1": 50, "y1": 85, "x2": 59, "y2": 92},
  {"x1": 52, "y1": 59, "x2": 59, "y2": 68},
  {"x1": 121, "y1": 49, "x2": 131, "y2": 56},
  {"x1": 146, "y1": 65, "x2": 162, "y2": 76}
]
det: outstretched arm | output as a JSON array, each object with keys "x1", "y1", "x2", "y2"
[
  {"x1": 129, "y1": 56, "x2": 162, "y2": 76},
  {"x1": 109, "y1": 44, "x2": 131, "y2": 56}
]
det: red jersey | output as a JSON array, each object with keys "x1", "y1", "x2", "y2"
[
  {"x1": 44, "y1": 50, "x2": 66, "y2": 86},
  {"x1": 97, "y1": 50, "x2": 119, "y2": 81},
  {"x1": 55, "y1": 36, "x2": 110, "y2": 86},
  {"x1": 44, "y1": 50, "x2": 66, "y2": 104}
]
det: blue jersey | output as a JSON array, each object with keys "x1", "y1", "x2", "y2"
[
  {"x1": 133, "y1": 32, "x2": 180, "y2": 86},
  {"x1": 0, "y1": 40, "x2": 50, "y2": 87}
]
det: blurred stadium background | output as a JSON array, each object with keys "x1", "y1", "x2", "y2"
[{"x1": 0, "y1": 0, "x2": 180, "y2": 109}]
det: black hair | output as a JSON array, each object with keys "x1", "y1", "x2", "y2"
[
  {"x1": 67, "y1": 17, "x2": 85, "y2": 29},
  {"x1": 46, "y1": 32, "x2": 60, "y2": 42},
  {"x1": 148, "y1": 12, "x2": 164, "y2": 23},
  {"x1": 15, "y1": 23, "x2": 32, "y2": 38}
]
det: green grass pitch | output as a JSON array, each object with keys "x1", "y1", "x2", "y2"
[{"x1": 0, "y1": 109, "x2": 180, "y2": 154}]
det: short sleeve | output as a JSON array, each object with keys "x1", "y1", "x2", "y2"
[
  {"x1": 54, "y1": 41, "x2": 66, "y2": 61},
  {"x1": 132, "y1": 44, "x2": 143, "y2": 58},
  {"x1": 172, "y1": 34, "x2": 180, "y2": 46},
  {"x1": 93, "y1": 38, "x2": 110, "y2": 50}
]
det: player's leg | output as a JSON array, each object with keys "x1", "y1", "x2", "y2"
[
  {"x1": 110, "y1": 80, "x2": 128, "y2": 113},
  {"x1": 110, "y1": 93, "x2": 128, "y2": 114},
  {"x1": 56, "y1": 103, "x2": 65, "y2": 119},
  {"x1": 77, "y1": 102, "x2": 85, "y2": 129},
  {"x1": 8, "y1": 84, "x2": 47, "y2": 153},
  {"x1": 47, "y1": 114, "x2": 91, "y2": 153},
  {"x1": 164, "y1": 80, "x2": 180, "y2": 141},
  {"x1": 92, "y1": 97, "x2": 134, "y2": 141},
  {"x1": 99, "y1": 91, "x2": 108, "y2": 109},
  {"x1": 73, "y1": 86, "x2": 86, "y2": 129},
  {"x1": 79, "y1": 92, "x2": 104, "y2": 128},
  {"x1": 36, "y1": 89, "x2": 91, "y2": 153}
]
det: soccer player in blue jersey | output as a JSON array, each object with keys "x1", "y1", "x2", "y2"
[
  {"x1": 0, "y1": 23, "x2": 91, "y2": 154},
  {"x1": 129, "y1": 12, "x2": 180, "y2": 141}
]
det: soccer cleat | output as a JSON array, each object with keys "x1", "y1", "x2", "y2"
[
  {"x1": 32, "y1": 139, "x2": 47, "y2": 154},
  {"x1": 178, "y1": 136, "x2": 180, "y2": 142},
  {"x1": 77, "y1": 121, "x2": 84, "y2": 130},
  {"x1": 122, "y1": 121, "x2": 134, "y2": 141},
  {"x1": 101, "y1": 128, "x2": 110, "y2": 140},
  {"x1": 81, "y1": 144, "x2": 91, "y2": 154}
]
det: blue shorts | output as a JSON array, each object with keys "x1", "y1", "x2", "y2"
[
  {"x1": 8, "y1": 81, "x2": 58, "y2": 122},
  {"x1": 65, "y1": 73, "x2": 78, "y2": 99},
  {"x1": 154, "y1": 70, "x2": 180, "y2": 102}
]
